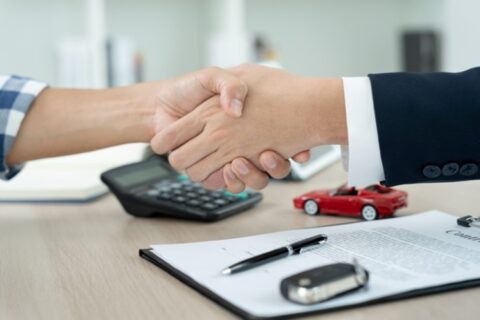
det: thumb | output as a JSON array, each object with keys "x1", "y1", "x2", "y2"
[
  {"x1": 292, "y1": 150, "x2": 311, "y2": 163},
  {"x1": 195, "y1": 67, "x2": 248, "y2": 117}
]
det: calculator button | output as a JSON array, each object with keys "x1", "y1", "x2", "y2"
[
  {"x1": 213, "y1": 199, "x2": 228, "y2": 206},
  {"x1": 146, "y1": 189, "x2": 160, "y2": 197},
  {"x1": 186, "y1": 199, "x2": 202, "y2": 207},
  {"x1": 156, "y1": 186, "x2": 172, "y2": 193},
  {"x1": 170, "y1": 182, "x2": 183, "y2": 189},
  {"x1": 225, "y1": 196, "x2": 239, "y2": 203},
  {"x1": 177, "y1": 174, "x2": 190, "y2": 182},
  {"x1": 153, "y1": 181, "x2": 169, "y2": 188},
  {"x1": 173, "y1": 196, "x2": 187, "y2": 203},
  {"x1": 210, "y1": 191, "x2": 223, "y2": 198},
  {"x1": 196, "y1": 189, "x2": 208, "y2": 195},
  {"x1": 183, "y1": 185, "x2": 195, "y2": 192},
  {"x1": 200, "y1": 196, "x2": 212, "y2": 202},
  {"x1": 224, "y1": 191, "x2": 249, "y2": 200},
  {"x1": 201, "y1": 203, "x2": 219, "y2": 211},
  {"x1": 172, "y1": 189, "x2": 184, "y2": 195},
  {"x1": 185, "y1": 192, "x2": 197, "y2": 198},
  {"x1": 158, "y1": 193, "x2": 173, "y2": 200}
]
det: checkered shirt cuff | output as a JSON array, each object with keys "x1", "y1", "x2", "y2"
[{"x1": 0, "y1": 75, "x2": 48, "y2": 180}]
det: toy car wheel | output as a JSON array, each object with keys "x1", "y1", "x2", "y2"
[
  {"x1": 361, "y1": 205, "x2": 378, "y2": 221},
  {"x1": 304, "y1": 200, "x2": 319, "y2": 215}
]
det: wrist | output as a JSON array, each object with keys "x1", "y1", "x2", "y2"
[
  {"x1": 303, "y1": 77, "x2": 348, "y2": 146},
  {"x1": 114, "y1": 82, "x2": 159, "y2": 143}
]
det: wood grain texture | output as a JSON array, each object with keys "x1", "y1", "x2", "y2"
[{"x1": 0, "y1": 162, "x2": 479, "y2": 320}]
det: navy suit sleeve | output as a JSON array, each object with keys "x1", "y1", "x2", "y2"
[{"x1": 368, "y1": 67, "x2": 480, "y2": 186}]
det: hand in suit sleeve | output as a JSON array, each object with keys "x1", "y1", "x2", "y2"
[{"x1": 369, "y1": 67, "x2": 480, "y2": 185}]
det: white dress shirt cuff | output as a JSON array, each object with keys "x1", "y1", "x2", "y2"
[{"x1": 341, "y1": 77, "x2": 385, "y2": 186}]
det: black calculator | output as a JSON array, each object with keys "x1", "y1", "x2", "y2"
[{"x1": 101, "y1": 155, "x2": 263, "y2": 221}]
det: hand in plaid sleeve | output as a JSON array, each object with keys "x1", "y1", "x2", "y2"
[
  {"x1": 0, "y1": 75, "x2": 47, "y2": 180},
  {"x1": 3, "y1": 68, "x2": 306, "y2": 191}
]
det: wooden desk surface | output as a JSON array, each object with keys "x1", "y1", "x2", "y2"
[{"x1": 1, "y1": 162, "x2": 479, "y2": 320}]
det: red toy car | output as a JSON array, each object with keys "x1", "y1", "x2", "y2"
[{"x1": 293, "y1": 184, "x2": 407, "y2": 221}]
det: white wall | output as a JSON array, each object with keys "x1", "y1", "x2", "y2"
[
  {"x1": 442, "y1": 0, "x2": 480, "y2": 72},
  {"x1": 106, "y1": 0, "x2": 207, "y2": 81},
  {"x1": 0, "y1": 0, "x2": 84, "y2": 84},
  {"x1": 0, "y1": 0, "x2": 465, "y2": 85},
  {"x1": 245, "y1": 0, "x2": 442, "y2": 77},
  {"x1": 0, "y1": 0, "x2": 207, "y2": 84}
]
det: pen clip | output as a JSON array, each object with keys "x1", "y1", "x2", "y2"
[{"x1": 299, "y1": 239, "x2": 327, "y2": 254}]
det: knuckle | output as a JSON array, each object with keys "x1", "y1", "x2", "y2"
[
  {"x1": 150, "y1": 140, "x2": 164, "y2": 155},
  {"x1": 250, "y1": 175, "x2": 269, "y2": 190},
  {"x1": 211, "y1": 128, "x2": 230, "y2": 141},
  {"x1": 204, "y1": 66, "x2": 222, "y2": 76},
  {"x1": 168, "y1": 152, "x2": 183, "y2": 171},
  {"x1": 162, "y1": 130, "x2": 177, "y2": 146},
  {"x1": 186, "y1": 167, "x2": 205, "y2": 182},
  {"x1": 220, "y1": 147, "x2": 236, "y2": 162},
  {"x1": 231, "y1": 64, "x2": 250, "y2": 76},
  {"x1": 238, "y1": 81, "x2": 248, "y2": 95}
]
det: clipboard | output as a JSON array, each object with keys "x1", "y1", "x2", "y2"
[
  {"x1": 139, "y1": 249, "x2": 480, "y2": 320},
  {"x1": 139, "y1": 211, "x2": 480, "y2": 320}
]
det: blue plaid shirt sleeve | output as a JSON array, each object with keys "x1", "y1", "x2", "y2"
[{"x1": 0, "y1": 75, "x2": 47, "y2": 180}]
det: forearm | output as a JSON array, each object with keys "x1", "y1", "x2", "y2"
[
  {"x1": 302, "y1": 77, "x2": 348, "y2": 147},
  {"x1": 6, "y1": 84, "x2": 156, "y2": 165}
]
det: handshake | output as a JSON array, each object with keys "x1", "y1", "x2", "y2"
[
  {"x1": 5, "y1": 64, "x2": 346, "y2": 192},
  {"x1": 148, "y1": 64, "x2": 347, "y2": 193},
  {"x1": 8, "y1": 64, "x2": 474, "y2": 194}
]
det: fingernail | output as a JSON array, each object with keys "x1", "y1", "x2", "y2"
[
  {"x1": 235, "y1": 160, "x2": 249, "y2": 175},
  {"x1": 231, "y1": 98, "x2": 243, "y2": 117},
  {"x1": 264, "y1": 156, "x2": 278, "y2": 169}
]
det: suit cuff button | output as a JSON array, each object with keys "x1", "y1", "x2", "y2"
[
  {"x1": 442, "y1": 162, "x2": 459, "y2": 176},
  {"x1": 459, "y1": 163, "x2": 478, "y2": 177},
  {"x1": 422, "y1": 165, "x2": 441, "y2": 179}
]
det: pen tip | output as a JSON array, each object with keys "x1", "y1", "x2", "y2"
[{"x1": 222, "y1": 268, "x2": 231, "y2": 275}]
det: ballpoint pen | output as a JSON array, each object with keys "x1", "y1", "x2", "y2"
[{"x1": 221, "y1": 233, "x2": 328, "y2": 275}]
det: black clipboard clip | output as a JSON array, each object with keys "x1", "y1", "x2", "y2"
[{"x1": 457, "y1": 215, "x2": 480, "y2": 228}]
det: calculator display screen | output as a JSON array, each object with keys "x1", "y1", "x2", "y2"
[{"x1": 115, "y1": 165, "x2": 171, "y2": 188}]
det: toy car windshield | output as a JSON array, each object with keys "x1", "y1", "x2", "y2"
[{"x1": 364, "y1": 185, "x2": 392, "y2": 194}]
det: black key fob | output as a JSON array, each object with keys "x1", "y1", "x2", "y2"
[
  {"x1": 457, "y1": 215, "x2": 480, "y2": 228},
  {"x1": 280, "y1": 260, "x2": 369, "y2": 305}
]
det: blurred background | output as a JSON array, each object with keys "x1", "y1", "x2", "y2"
[
  {"x1": 2, "y1": 0, "x2": 479, "y2": 87},
  {"x1": 0, "y1": 0, "x2": 479, "y2": 201}
]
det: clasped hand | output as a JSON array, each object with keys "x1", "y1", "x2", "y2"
[{"x1": 152, "y1": 65, "x2": 346, "y2": 193}]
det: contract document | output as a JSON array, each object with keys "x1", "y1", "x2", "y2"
[{"x1": 142, "y1": 211, "x2": 480, "y2": 319}]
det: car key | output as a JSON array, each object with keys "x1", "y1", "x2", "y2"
[{"x1": 280, "y1": 259, "x2": 369, "y2": 305}]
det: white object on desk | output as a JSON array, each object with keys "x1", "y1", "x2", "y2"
[
  {"x1": 0, "y1": 143, "x2": 147, "y2": 202},
  {"x1": 289, "y1": 145, "x2": 341, "y2": 180}
]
